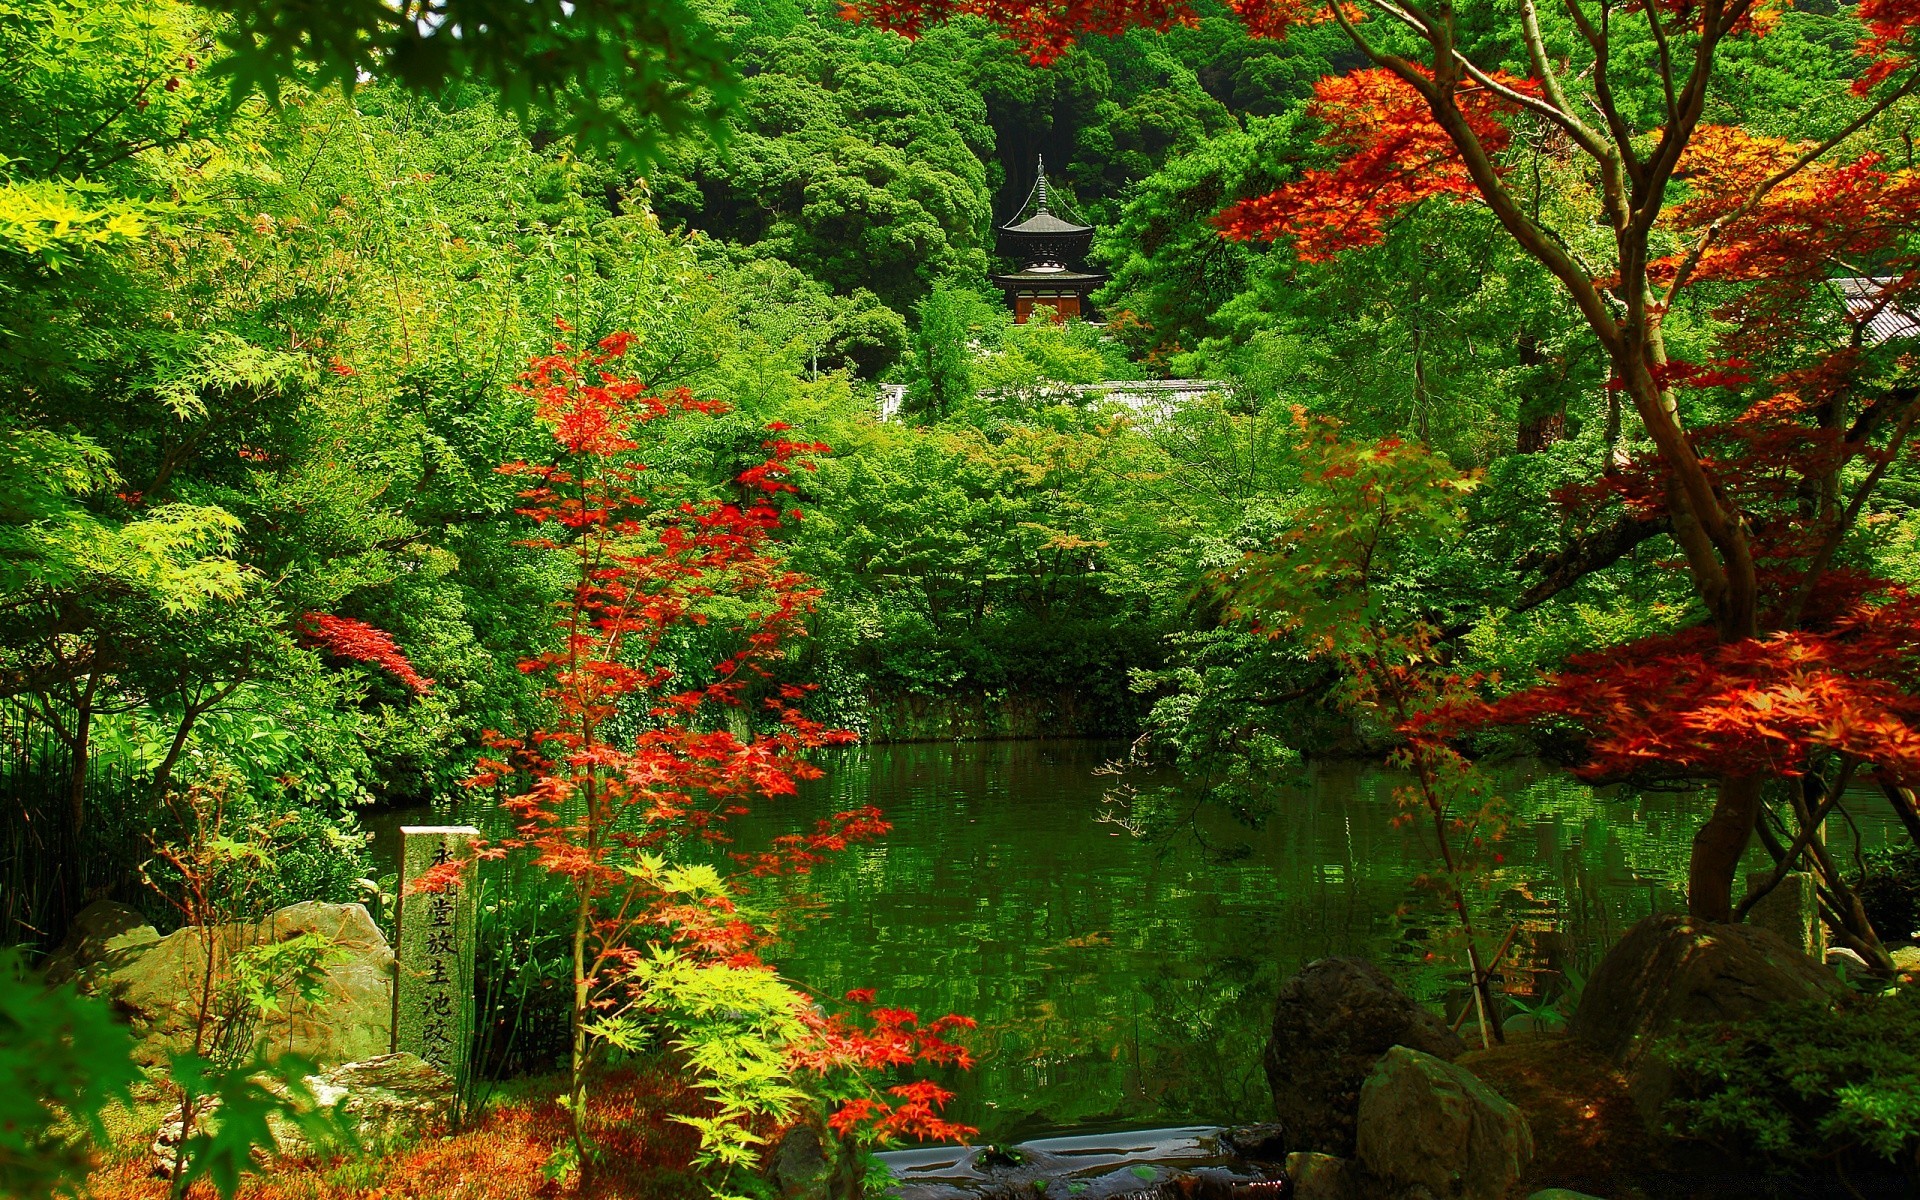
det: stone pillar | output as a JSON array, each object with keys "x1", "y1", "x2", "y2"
[
  {"x1": 1745, "y1": 869, "x2": 1825, "y2": 960},
  {"x1": 393, "y1": 825, "x2": 480, "y2": 1077}
]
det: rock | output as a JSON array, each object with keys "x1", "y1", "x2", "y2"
[
  {"x1": 39, "y1": 900, "x2": 159, "y2": 987},
  {"x1": 1742, "y1": 870, "x2": 1824, "y2": 959},
  {"x1": 1892, "y1": 945, "x2": 1920, "y2": 978},
  {"x1": 84, "y1": 901, "x2": 394, "y2": 1068},
  {"x1": 1220, "y1": 1124, "x2": 1287, "y2": 1163},
  {"x1": 768, "y1": 1123, "x2": 834, "y2": 1200},
  {"x1": 1825, "y1": 946, "x2": 1870, "y2": 973},
  {"x1": 283, "y1": 1052, "x2": 452, "y2": 1150},
  {"x1": 1282, "y1": 1152, "x2": 1354, "y2": 1200},
  {"x1": 1570, "y1": 914, "x2": 1842, "y2": 1122},
  {"x1": 1500, "y1": 1012, "x2": 1557, "y2": 1037},
  {"x1": 1354, "y1": 1046, "x2": 1533, "y2": 1200},
  {"x1": 877, "y1": 1129, "x2": 1293, "y2": 1200},
  {"x1": 151, "y1": 1052, "x2": 451, "y2": 1172},
  {"x1": 1263, "y1": 957, "x2": 1465, "y2": 1156}
]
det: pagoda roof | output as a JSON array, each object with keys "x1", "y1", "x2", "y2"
[
  {"x1": 1001, "y1": 210, "x2": 1093, "y2": 236},
  {"x1": 991, "y1": 267, "x2": 1105, "y2": 286}
]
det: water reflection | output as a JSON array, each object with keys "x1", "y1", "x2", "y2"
[
  {"x1": 726, "y1": 741, "x2": 1895, "y2": 1142},
  {"x1": 368, "y1": 739, "x2": 1900, "y2": 1143}
]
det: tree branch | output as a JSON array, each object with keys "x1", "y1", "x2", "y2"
[
  {"x1": 1661, "y1": 70, "x2": 1920, "y2": 310},
  {"x1": 1783, "y1": 392, "x2": 1920, "y2": 627}
]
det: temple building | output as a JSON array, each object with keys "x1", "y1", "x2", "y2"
[{"x1": 991, "y1": 159, "x2": 1105, "y2": 323}]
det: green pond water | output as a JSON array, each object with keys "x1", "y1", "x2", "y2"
[{"x1": 372, "y1": 739, "x2": 1900, "y2": 1144}]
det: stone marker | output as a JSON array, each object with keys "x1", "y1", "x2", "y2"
[
  {"x1": 393, "y1": 825, "x2": 480, "y2": 1078},
  {"x1": 1744, "y1": 869, "x2": 1824, "y2": 959}
]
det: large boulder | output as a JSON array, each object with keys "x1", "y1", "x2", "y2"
[
  {"x1": 1264, "y1": 957, "x2": 1465, "y2": 1156},
  {"x1": 1354, "y1": 1046, "x2": 1533, "y2": 1200},
  {"x1": 39, "y1": 900, "x2": 160, "y2": 987},
  {"x1": 70, "y1": 900, "x2": 393, "y2": 1068},
  {"x1": 152, "y1": 1052, "x2": 451, "y2": 1171},
  {"x1": 1283, "y1": 1152, "x2": 1356, "y2": 1200},
  {"x1": 1570, "y1": 914, "x2": 1842, "y2": 1121}
]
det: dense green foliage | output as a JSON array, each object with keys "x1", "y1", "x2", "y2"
[
  {"x1": 0, "y1": 949, "x2": 138, "y2": 1195},
  {"x1": 1661, "y1": 991, "x2": 1920, "y2": 1172},
  {"x1": 8, "y1": 0, "x2": 1920, "y2": 1190}
]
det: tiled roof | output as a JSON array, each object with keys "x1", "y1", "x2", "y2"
[
  {"x1": 1001, "y1": 211, "x2": 1094, "y2": 235},
  {"x1": 1832, "y1": 276, "x2": 1920, "y2": 344}
]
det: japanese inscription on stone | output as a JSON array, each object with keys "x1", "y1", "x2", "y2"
[{"x1": 393, "y1": 825, "x2": 479, "y2": 1077}]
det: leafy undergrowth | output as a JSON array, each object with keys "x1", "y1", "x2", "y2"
[
  {"x1": 86, "y1": 1067, "x2": 710, "y2": 1200},
  {"x1": 1462, "y1": 1024, "x2": 1920, "y2": 1199}
]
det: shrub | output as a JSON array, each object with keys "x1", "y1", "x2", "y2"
[
  {"x1": 1859, "y1": 844, "x2": 1920, "y2": 943},
  {"x1": 0, "y1": 947, "x2": 138, "y2": 1197},
  {"x1": 1659, "y1": 989, "x2": 1920, "y2": 1178}
]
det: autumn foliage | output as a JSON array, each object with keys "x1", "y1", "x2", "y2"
[
  {"x1": 855, "y1": 0, "x2": 1920, "y2": 937},
  {"x1": 1215, "y1": 68, "x2": 1532, "y2": 259},
  {"x1": 296, "y1": 612, "x2": 432, "y2": 694},
  {"x1": 453, "y1": 330, "x2": 970, "y2": 1180},
  {"x1": 1428, "y1": 590, "x2": 1920, "y2": 787},
  {"x1": 797, "y1": 989, "x2": 978, "y2": 1143}
]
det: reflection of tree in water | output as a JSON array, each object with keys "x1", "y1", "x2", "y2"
[
  {"x1": 1127, "y1": 950, "x2": 1275, "y2": 1124},
  {"x1": 713, "y1": 742, "x2": 1900, "y2": 1141}
]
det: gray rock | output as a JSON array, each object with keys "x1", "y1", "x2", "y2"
[
  {"x1": 1354, "y1": 1046, "x2": 1533, "y2": 1200},
  {"x1": 152, "y1": 1052, "x2": 451, "y2": 1171},
  {"x1": 82, "y1": 901, "x2": 394, "y2": 1068},
  {"x1": 1220, "y1": 1123, "x2": 1287, "y2": 1163},
  {"x1": 1283, "y1": 1151, "x2": 1355, "y2": 1200},
  {"x1": 1571, "y1": 914, "x2": 1842, "y2": 1122},
  {"x1": 1501, "y1": 1012, "x2": 1558, "y2": 1037},
  {"x1": 1742, "y1": 870, "x2": 1824, "y2": 959},
  {"x1": 287, "y1": 1051, "x2": 453, "y2": 1147},
  {"x1": 39, "y1": 900, "x2": 158, "y2": 987},
  {"x1": 1264, "y1": 957, "x2": 1465, "y2": 1156},
  {"x1": 768, "y1": 1122, "x2": 835, "y2": 1200}
]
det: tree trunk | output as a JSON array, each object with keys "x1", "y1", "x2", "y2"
[
  {"x1": 1881, "y1": 782, "x2": 1920, "y2": 846},
  {"x1": 1514, "y1": 331, "x2": 1566, "y2": 453},
  {"x1": 1602, "y1": 385, "x2": 1622, "y2": 473},
  {"x1": 1690, "y1": 774, "x2": 1762, "y2": 921},
  {"x1": 150, "y1": 705, "x2": 201, "y2": 808}
]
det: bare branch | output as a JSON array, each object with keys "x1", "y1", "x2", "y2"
[{"x1": 1560, "y1": 0, "x2": 1647, "y2": 195}]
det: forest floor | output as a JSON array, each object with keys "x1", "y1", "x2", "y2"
[
  {"x1": 77, "y1": 1034, "x2": 1910, "y2": 1200},
  {"x1": 1460, "y1": 1032, "x2": 1656, "y2": 1196},
  {"x1": 84, "y1": 1067, "x2": 709, "y2": 1200}
]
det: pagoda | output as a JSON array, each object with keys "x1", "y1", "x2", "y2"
[{"x1": 991, "y1": 158, "x2": 1105, "y2": 323}]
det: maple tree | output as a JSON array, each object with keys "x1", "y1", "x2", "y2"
[
  {"x1": 851, "y1": 0, "x2": 1920, "y2": 929},
  {"x1": 451, "y1": 332, "x2": 970, "y2": 1186},
  {"x1": 296, "y1": 613, "x2": 433, "y2": 695},
  {"x1": 1221, "y1": 416, "x2": 1511, "y2": 1044}
]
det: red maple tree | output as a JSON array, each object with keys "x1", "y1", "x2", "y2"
[
  {"x1": 455, "y1": 332, "x2": 970, "y2": 1178},
  {"x1": 847, "y1": 0, "x2": 1920, "y2": 938}
]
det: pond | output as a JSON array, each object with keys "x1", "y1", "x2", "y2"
[{"x1": 370, "y1": 739, "x2": 1901, "y2": 1145}]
